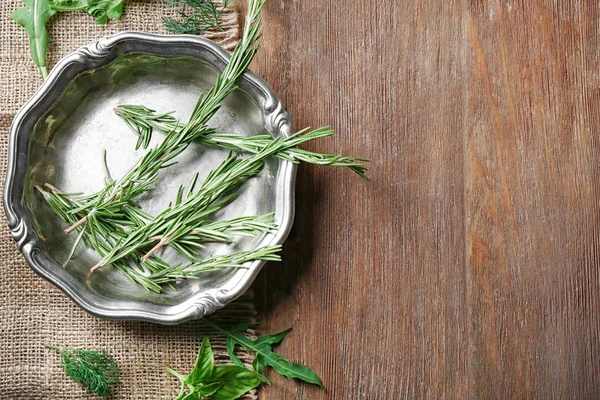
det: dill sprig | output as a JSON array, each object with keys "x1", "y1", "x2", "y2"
[
  {"x1": 44, "y1": 344, "x2": 119, "y2": 398},
  {"x1": 115, "y1": 104, "x2": 369, "y2": 178},
  {"x1": 163, "y1": 0, "x2": 233, "y2": 34}
]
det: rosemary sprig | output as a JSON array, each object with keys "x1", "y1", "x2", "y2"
[
  {"x1": 163, "y1": 0, "x2": 233, "y2": 34},
  {"x1": 91, "y1": 127, "x2": 333, "y2": 271},
  {"x1": 115, "y1": 104, "x2": 369, "y2": 178},
  {"x1": 44, "y1": 344, "x2": 119, "y2": 398},
  {"x1": 39, "y1": 183, "x2": 277, "y2": 292},
  {"x1": 144, "y1": 245, "x2": 281, "y2": 285},
  {"x1": 59, "y1": 0, "x2": 266, "y2": 237},
  {"x1": 36, "y1": 0, "x2": 368, "y2": 292}
]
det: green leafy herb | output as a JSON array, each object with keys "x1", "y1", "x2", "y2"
[
  {"x1": 11, "y1": 0, "x2": 125, "y2": 79},
  {"x1": 115, "y1": 104, "x2": 369, "y2": 178},
  {"x1": 204, "y1": 318, "x2": 324, "y2": 387},
  {"x1": 90, "y1": 127, "x2": 337, "y2": 272},
  {"x1": 11, "y1": 0, "x2": 56, "y2": 79},
  {"x1": 164, "y1": 0, "x2": 233, "y2": 34},
  {"x1": 83, "y1": 0, "x2": 124, "y2": 23},
  {"x1": 167, "y1": 337, "x2": 262, "y2": 400},
  {"x1": 46, "y1": 0, "x2": 266, "y2": 244},
  {"x1": 36, "y1": 0, "x2": 271, "y2": 290},
  {"x1": 49, "y1": 0, "x2": 124, "y2": 23},
  {"x1": 44, "y1": 344, "x2": 120, "y2": 398}
]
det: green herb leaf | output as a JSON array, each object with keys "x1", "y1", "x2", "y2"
[
  {"x1": 48, "y1": 0, "x2": 87, "y2": 12},
  {"x1": 185, "y1": 337, "x2": 214, "y2": 384},
  {"x1": 44, "y1": 344, "x2": 119, "y2": 398},
  {"x1": 203, "y1": 365, "x2": 262, "y2": 400},
  {"x1": 226, "y1": 337, "x2": 244, "y2": 367},
  {"x1": 254, "y1": 327, "x2": 291, "y2": 346},
  {"x1": 204, "y1": 318, "x2": 324, "y2": 388},
  {"x1": 85, "y1": 0, "x2": 124, "y2": 24},
  {"x1": 49, "y1": 0, "x2": 124, "y2": 24},
  {"x1": 168, "y1": 337, "x2": 261, "y2": 400},
  {"x1": 11, "y1": 0, "x2": 56, "y2": 79},
  {"x1": 196, "y1": 381, "x2": 224, "y2": 397}
]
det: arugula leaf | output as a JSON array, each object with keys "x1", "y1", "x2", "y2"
[
  {"x1": 49, "y1": 0, "x2": 124, "y2": 24},
  {"x1": 204, "y1": 318, "x2": 324, "y2": 388},
  {"x1": 12, "y1": 0, "x2": 125, "y2": 80},
  {"x1": 11, "y1": 0, "x2": 57, "y2": 79},
  {"x1": 85, "y1": 0, "x2": 123, "y2": 24},
  {"x1": 254, "y1": 327, "x2": 291, "y2": 346},
  {"x1": 226, "y1": 337, "x2": 244, "y2": 368}
]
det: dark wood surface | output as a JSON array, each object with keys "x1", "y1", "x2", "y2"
[{"x1": 242, "y1": 1, "x2": 600, "y2": 398}]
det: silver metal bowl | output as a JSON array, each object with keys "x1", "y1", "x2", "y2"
[{"x1": 3, "y1": 32, "x2": 295, "y2": 324}]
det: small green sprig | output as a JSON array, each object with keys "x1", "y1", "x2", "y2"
[
  {"x1": 44, "y1": 344, "x2": 120, "y2": 398},
  {"x1": 115, "y1": 104, "x2": 369, "y2": 178},
  {"x1": 136, "y1": 245, "x2": 282, "y2": 286},
  {"x1": 163, "y1": 0, "x2": 233, "y2": 35},
  {"x1": 38, "y1": 183, "x2": 279, "y2": 292}
]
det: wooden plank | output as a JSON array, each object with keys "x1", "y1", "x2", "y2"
[
  {"x1": 465, "y1": 1, "x2": 600, "y2": 398},
  {"x1": 240, "y1": 0, "x2": 600, "y2": 398},
  {"x1": 246, "y1": 1, "x2": 467, "y2": 398}
]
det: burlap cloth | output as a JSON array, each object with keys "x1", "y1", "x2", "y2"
[{"x1": 0, "y1": 1, "x2": 260, "y2": 399}]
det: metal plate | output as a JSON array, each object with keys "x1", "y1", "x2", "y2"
[{"x1": 3, "y1": 32, "x2": 296, "y2": 324}]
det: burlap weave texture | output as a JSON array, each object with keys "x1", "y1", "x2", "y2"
[{"x1": 0, "y1": 1, "x2": 259, "y2": 399}]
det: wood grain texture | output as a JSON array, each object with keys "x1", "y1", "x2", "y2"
[{"x1": 239, "y1": 1, "x2": 600, "y2": 398}]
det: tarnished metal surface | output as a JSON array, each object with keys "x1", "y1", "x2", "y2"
[{"x1": 3, "y1": 32, "x2": 295, "y2": 324}]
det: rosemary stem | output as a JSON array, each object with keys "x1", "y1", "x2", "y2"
[
  {"x1": 141, "y1": 236, "x2": 170, "y2": 262},
  {"x1": 64, "y1": 216, "x2": 87, "y2": 234},
  {"x1": 89, "y1": 262, "x2": 103, "y2": 275}
]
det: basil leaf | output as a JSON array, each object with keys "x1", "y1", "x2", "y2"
[
  {"x1": 204, "y1": 365, "x2": 261, "y2": 400},
  {"x1": 196, "y1": 381, "x2": 223, "y2": 397},
  {"x1": 181, "y1": 391, "x2": 201, "y2": 400},
  {"x1": 11, "y1": 0, "x2": 56, "y2": 79},
  {"x1": 185, "y1": 337, "x2": 214, "y2": 385}
]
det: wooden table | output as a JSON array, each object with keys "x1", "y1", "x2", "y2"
[{"x1": 242, "y1": 1, "x2": 600, "y2": 398}]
